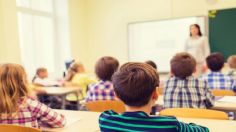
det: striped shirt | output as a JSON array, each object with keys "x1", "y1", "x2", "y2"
[
  {"x1": 201, "y1": 72, "x2": 236, "y2": 91},
  {"x1": 0, "y1": 97, "x2": 65, "y2": 128},
  {"x1": 99, "y1": 110, "x2": 209, "y2": 132},
  {"x1": 86, "y1": 80, "x2": 115, "y2": 102},
  {"x1": 164, "y1": 76, "x2": 214, "y2": 109}
]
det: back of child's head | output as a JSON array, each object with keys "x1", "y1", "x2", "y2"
[
  {"x1": 145, "y1": 60, "x2": 157, "y2": 70},
  {"x1": 112, "y1": 62, "x2": 159, "y2": 107},
  {"x1": 206, "y1": 52, "x2": 224, "y2": 72},
  {"x1": 227, "y1": 55, "x2": 236, "y2": 69},
  {"x1": 95, "y1": 56, "x2": 119, "y2": 81},
  {"x1": 65, "y1": 62, "x2": 84, "y2": 81},
  {"x1": 171, "y1": 52, "x2": 196, "y2": 79},
  {"x1": 0, "y1": 63, "x2": 29, "y2": 113},
  {"x1": 36, "y1": 67, "x2": 48, "y2": 78}
]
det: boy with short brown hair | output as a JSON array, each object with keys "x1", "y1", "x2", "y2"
[{"x1": 164, "y1": 52, "x2": 214, "y2": 108}]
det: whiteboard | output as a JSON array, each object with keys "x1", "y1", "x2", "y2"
[{"x1": 128, "y1": 16, "x2": 206, "y2": 72}]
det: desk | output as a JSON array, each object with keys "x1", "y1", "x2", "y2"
[
  {"x1": 44, "y1": 110, "x2": 236, "y2": 132},
  {"x1": 43, "y1": 110, "x2": 100, "y2": 132},
  {"x1": 39, "y1": 87, "x2": 81, "y2": 109}
]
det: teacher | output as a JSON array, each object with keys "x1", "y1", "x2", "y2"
[{"x1": 185, "y1": 24, "x2": 210, "y2": 75}]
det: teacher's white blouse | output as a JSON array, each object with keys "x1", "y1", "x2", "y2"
[{"x1": 185, "y1": 36, "x2": 210, "y2": 63}]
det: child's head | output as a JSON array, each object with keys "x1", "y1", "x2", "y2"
[
  {"x1": 65, "y1": 62, "x2": 85, "y2": 81},
  {"x1": 206, "y1": 52, "x2": 224, "y2": 72},
  {"x1": 95, "y1": 56, "x2": 119, "y2": 81},
  {"x1": 69, "y1": 62, "x2": 85, "y2": 73},
  {"x1": 227, "y1": 55, "x2": 236, "y2": 69},
  {"x1": 171, "y1": 52, "x2": 196, "y2": 79},
  {"x1": 36, "y1": 67, "x2": 48, "y2": 79},
  {"x1": 0, "y1": 63, "x2": 29, "y2": 113},
  {"x1": 112, "y1": 62, "x2": 159, "y2": 108},
  {"x1": 145, "y1": 60, "x2": 157, "y2": 70}
]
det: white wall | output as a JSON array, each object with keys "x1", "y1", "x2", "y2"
[
  {"x1": 84, "y1": 0, "x2": 236, "y2": 72},
  {"x1": 0, "y1": 0, "x2": 21, "y2": 63},
  {"x1": 1, "y1": 0, "x2": 236, "y2": 72}
]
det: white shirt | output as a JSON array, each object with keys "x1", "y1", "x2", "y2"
[{"x1": 185, "y1": 36, "x2": 210, "y2": 63}]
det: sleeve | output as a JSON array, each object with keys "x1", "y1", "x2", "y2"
[
  {"x1": 28, "y1": 98, "x2": 66, "y2": 128},
  {"x1": 204, "y1": 81, "x2": 215, "y2": 107},
  {"x1": 230, "y1": 79, "x2": 236, "y2": 92},
  {"x1": 203, "y1": 36, "x2": 210, "y2": 58},
  {"x1": 85, "y1": 86, "x2": 93, "y2": 102},
  {"x1": 184, "y1": 39, "x2": 189, "y2": 52},
  {"x1": 177, "y1": 122, "x2": 210, "y2": 132}
]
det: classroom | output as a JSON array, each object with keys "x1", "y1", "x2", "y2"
[{"x1": 0, "y1": 0, "x2": 236, "y2": 132}]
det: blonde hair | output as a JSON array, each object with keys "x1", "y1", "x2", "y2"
[
  {"x1": 227, "y1": 55, "x2": 236, "y2": 69},
  {"x1": 32, "y1": 67, "x2": 47, "y2": 82},
  {"x1": 65, "y1": 62, "x2": 84, "y2": 81},
  {"x1": 0, "y1": 64, "x2": 29, "y2": 113}
]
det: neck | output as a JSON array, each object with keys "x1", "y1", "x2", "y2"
[{"x1": 125, "y1": 104, "x2": 152, "y2": 115}]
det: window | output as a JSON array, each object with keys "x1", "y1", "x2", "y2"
[{"x1": 17, "y1": 0, "x2": 71, "y2": 78}]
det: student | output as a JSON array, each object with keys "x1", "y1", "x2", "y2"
[
  {"x1": 227, "y1": 55, "x2": 236, "y2": 80},
  {"x1": 86, "y1": 56, "x2": 119, "y2": 102},
  {"x1": 201, "y1": 53, "x2": 236, "y2": 91},
  {"x1": 99, "y1": 62, "x2": 209, "y2": 131},
  {"x1": 32, "y1": 67, "x2": 60, "y2": 87},
  {"x1": 0, "y1": 64, "x2": 65, "y2": 128},
  {"x1": 145, "y1": 60, "x2": 157, "y2": 70},
  {"x1": 164, "y1": 52, "x2": 214, "y2": 108},
  {"x1": 64, "y1": 62, "x2": 96, "y2": 101}
]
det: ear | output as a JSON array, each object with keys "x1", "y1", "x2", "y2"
[
  {"x1": 152, "y1": 87, "x2": 159, "y2": 101},
  {"x1": 114, "y1": 92, "x2": 121, "y2": 101}
]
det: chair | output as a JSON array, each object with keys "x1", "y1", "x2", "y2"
[
  {"x1": 211, "y1": 89, "x2": 235, "y2": 96},
  {"x1": 160, "y1": 108, "x2": 228, "y2": 120},
  {"x1": 0, "y1": 124, "x2": 41, "y2": 132},
  {"x1": 85, "y1": 100, "x2": 125, "y2": 113}
]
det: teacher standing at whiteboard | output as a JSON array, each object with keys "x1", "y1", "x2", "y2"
[{"x1": 185, "y1": 24, "x2": 210, "y2": 75}]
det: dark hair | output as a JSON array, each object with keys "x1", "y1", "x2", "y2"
[
  {"x1": 190, "y1": 24, "x2": 202, "y2": 36},
  {"x1": 95, "y1": 56, "x2": 119, "y2": 81},
  {"x1": 112, "y1": 62, "x2": 159, "y2": 107},
  {"x1": 145, "y1": 60, "x2": 157, "y2": 70},
  {"x1": 171, "y1": 52, "x2": 196, "y2": 79},
  {"x1": 206, "y1": 52, "x2": 224, "y2": 72}
]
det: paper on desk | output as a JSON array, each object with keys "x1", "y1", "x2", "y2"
[
  {"x1": 217, "y1": 96, "x2": 236, "y2": 103},
  {"x1": 65, "y1": 116, "x2": 81, "y2": 127}
]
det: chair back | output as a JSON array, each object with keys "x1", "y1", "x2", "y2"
[
  {"x1": 85, "y1": 100, "x2": 125, "y2": 113},
  {"x1": 0, "y1": 124, "x2": 41, "y2": 132},
  {"x1": 160, "y1": 108, "x2": 228, "y2": 120},
  {"x1": 212, "y1": 89, "x2": 235, "y2": 96}
]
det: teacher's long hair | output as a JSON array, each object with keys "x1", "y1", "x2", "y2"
[{"x1": 190, "y1": 24, "x2": 202, "y2": 36}]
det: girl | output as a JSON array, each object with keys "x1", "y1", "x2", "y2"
[
  {"x1": 64, "y1": 62, "x2": 96, "y2": 101},
  {"x1": 0, "y1": 63, "x2": 65, "y2": 128}
]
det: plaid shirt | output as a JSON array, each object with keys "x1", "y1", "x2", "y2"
[
  {"x1": 201, "y1": 72, "x2": 236, "y2": 91},
  {"x1": 0, "y1": 97, "x2": 65, "y2": 128},
  {"x1": 86, "y1": 80, "x2": 115, "y2": 102},
  {"x1": 164, "y1": 76, "x2": 214, "y2": 109}
]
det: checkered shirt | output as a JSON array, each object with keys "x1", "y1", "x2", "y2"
[
  {"x1": 201, "y1": 72, "x2": 236, "y2": 91},
  {"x1": 0, "y1": 97, "x2": 66, "y2": 128},
  {"x1": 164, "y1": 76, "x2": 214, "y2": 109},
  {"x1": 86, "y1": 80, "x2": 115, "y2": 102}
]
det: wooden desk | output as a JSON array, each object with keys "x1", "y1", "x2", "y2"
[
  {"x1": 39, "y1": 87, "x2": 81, "y2": 109},
  {"x1": 44, "y1": 110, "x2": 236, "y2": 132},
  {"x1": 43, "y1": 110, "x2": 100, "y2": 132}
]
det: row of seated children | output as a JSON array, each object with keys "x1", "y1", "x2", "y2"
[{"x1": 164, "y1": 52, "x2": 236, "y2": 109}]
